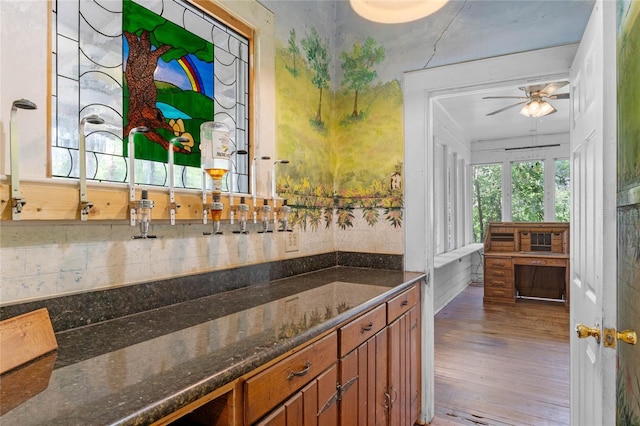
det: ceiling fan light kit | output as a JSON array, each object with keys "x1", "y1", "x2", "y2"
[
  {"x1": 519, "y1": 99, "x2": 557, "y2": 118},
  {"x1": 484, "y1": 81, "x2": 569, "y2": 117}
]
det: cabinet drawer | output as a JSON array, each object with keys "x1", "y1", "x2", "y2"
[
  {"x1": 513, "y1": 257, "x2": 567, "y2": 267},
  {"x1": 485, "y1": 257, "x2": 512, "y2": 269},
  {"x1": 484, "y1": 287, "x2": 514, "y2": 299},
  {"x1": 485, "y1": 268, "x2": 510, "y2": 278},
  {"x1": 244, "y1": 332, "x2": 338, "y2": 425},
  {"x1": 339, "y1": 304, "x2": 386, "y2": 357},
  {"x1": 493, "y1": 226, "x2": 514, "y2": 234},
  {"x1": 387, "y1": 285, "x2": 418, "y2": 323},
  {"x1": 489, "y1": 241, "x2": 515, "y2": 251},
  {"x1": 484, "y1": 277, "x2": 512, "y2": 289}
]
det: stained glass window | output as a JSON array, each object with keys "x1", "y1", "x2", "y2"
[{"x1": 51, "y1": 0, "x2": 250, "y2": 193}]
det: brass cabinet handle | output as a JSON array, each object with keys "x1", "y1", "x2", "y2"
[
  {"x1": 360, "y1": 322, "x2": 374, "y2": 333},
  {"x1": 287, "y1": 361, "x2": 312, "y2": 380},
  {"x1": 576, "y1": 324, "x2": 601, "y2": 344}
]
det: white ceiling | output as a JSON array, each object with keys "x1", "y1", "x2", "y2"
[{"x1": 434, "y1": 79, "x2": 571, "y2": 145}]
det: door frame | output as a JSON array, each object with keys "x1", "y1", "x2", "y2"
[{"x1": 404, "y1": 44, "x2": 578, "y2": 423}]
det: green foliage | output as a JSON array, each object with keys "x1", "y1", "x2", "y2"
[
  {"x1": 555, "y1": 159, "x2": 570, "y2": 222},
  {"x1": 617, "y1": 3, "x2": 640, "y2": 189},
  {"x1": 336, "y1": 203, "x2": 355, "y2": 230},
  {"x1": 286, "y1": 29, "x2": 301, "y2": 77},
  {"x1": 333, "y1": 81, "x2": 403, "y2": 193},
  {"x1": 274, "y1": 31, "x2": 403, "y2": 231},
  {"x1": 472, "y1": 164, "x2": 503, "y2": 242},
  {"x1": 512, "y1": 161, "x2": 545, "y2": 222},
  {"x1": 123, "y1": 0, "x2": 213, "y2": 62},
  {"x1": 301, "y1": 28, "x2": 330, "y2": 124},
  {"x1": 341, "y1": 37, "x2": 385, "y2": 118},
  {"x1": 473, "y1": 160, "x2": 571, "y2": 241},
  {"x1": 362, "y1": 203, "x2": 380, "y2": 226}
]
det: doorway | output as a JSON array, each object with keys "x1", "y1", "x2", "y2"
[{"x1": 404, "y1": 44, "x2": 578, "y2": 423}]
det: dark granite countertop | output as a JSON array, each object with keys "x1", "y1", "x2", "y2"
[{"x1": 0, "y1": 267, "x2": 424, "y2": 425}]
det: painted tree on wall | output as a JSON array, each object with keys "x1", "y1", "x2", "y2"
[
  {"x1": 341, "y1": 37, "x2": 385, "y2": 118},
  {"x1": 286, "y1": 29, "x2": 301, "y2": 77},
  {"x1": 301, "y1": 28, "x2": 331, "y2": 127}
]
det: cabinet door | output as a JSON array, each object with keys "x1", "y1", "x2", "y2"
[
  {"x1": 259, "y1": 364, "x2": 338, "y2": 426},
  {"x1": 316, "y1": 364, "x2": 339, "y2": 426},
  {"x1": 387, "y1": 305, "x2": 420, "y2": 426},
  {"x1": 339, "y1": 329, "x2": 388, "y2": 426},
  {"x1": 256, "y1": 406, "x2": 285, "y2": 426}
]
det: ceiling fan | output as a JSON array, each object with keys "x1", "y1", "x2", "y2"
[{"x1": 484, "y1": 81, "x2": 570, "y2": 117}]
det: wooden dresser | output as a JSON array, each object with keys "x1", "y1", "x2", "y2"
[{"x1": 483, "y1": 222, "x2": 570, "y2": 306}]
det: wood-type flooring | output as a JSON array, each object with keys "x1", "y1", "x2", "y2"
[{"x1": 430, "y1": 284, "x2": 570, "y2": 426}]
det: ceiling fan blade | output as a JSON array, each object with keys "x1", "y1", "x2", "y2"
[
  {"x1": 540, "y1": 81, "x2": 569, "y2": 95},
  {"x1": 486, "y1": 101, "x2": 526, "y2": 116},
  {"x1": 549, "y1": 92, "x2": 570, "y2": 99},
  {"x1": 482, "y1": 96, "x2": 527, "y2": 100}
]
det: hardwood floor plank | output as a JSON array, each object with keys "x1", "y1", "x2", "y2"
[{"x1": 432, "y1": 284, "x2": 570, "y2": 426}]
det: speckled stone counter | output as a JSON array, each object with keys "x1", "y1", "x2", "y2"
[{"x1": 0, "y1": 267, "x2": 424, "y2": 425}]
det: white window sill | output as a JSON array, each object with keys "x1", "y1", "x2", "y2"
[{"x1": 434, "y1": 243, "x2": 484, "y2": 269}]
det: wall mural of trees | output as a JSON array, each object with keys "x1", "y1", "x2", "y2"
[
  {"x1": 616, "y1": 0, "x2": 640, "y2": 423},
  {"x1": 275, "y1": 28, "x2": 403, "y2": 230}
]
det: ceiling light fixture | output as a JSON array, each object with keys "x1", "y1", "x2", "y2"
[
  {"x1": 349, "y1": 0, "x2": 450, "y2": 24},
  {"x1": 519, "y1": 99, "x2": 556, "y2": 118}
]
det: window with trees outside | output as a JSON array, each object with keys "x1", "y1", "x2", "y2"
[
  {"x1": 511, "y1": 160, "x2": 545, "y2": 222},
  {"x1": 555, "y1": 159, "x2": 570, "y2": 222},
  {"x1": 472, "y1": 163, "x2": 502, "y2": 243},
  {"x1": 472, "y1": 158, "x2": 570, "y2": 243},
  {"x1": 50, "y1": 0, "x2": 250, "y2": 193}
]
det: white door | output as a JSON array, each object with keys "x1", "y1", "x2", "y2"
[{"x1": 569, "y1": 1, "x2": 617, "y2": 424}]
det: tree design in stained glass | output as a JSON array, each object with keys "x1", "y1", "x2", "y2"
[{"x1": 123, "y1": 0, "x2": 214, "y2": 168}]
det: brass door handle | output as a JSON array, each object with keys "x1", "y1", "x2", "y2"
[
  {"x1": 618, "y1": 330, "x2": 638, "y2": 345},
  {"x1": 604, "y1": 328, "x2": 637, "y2": 348},
  {"x1": 575, "y1": 324, "x2": 600, "y2": 344}
]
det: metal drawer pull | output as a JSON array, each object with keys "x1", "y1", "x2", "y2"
[
  {"x1": 400, "y1": 300, "x2": 409, "y2": 307},
  {"x1": 360, "y1": 322, "x2": 374, "y2": 333},
  {"x1": 287, "y1": 361, "x2": 312, "y2": 380}
]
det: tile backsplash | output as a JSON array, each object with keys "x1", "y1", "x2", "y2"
[{"x1": 0, "y1": 211, "x2": 402, "y2": 305}]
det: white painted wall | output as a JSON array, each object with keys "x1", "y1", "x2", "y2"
[{"x1": 433, "y1": 245, "x2": 484, "y2": 314}]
